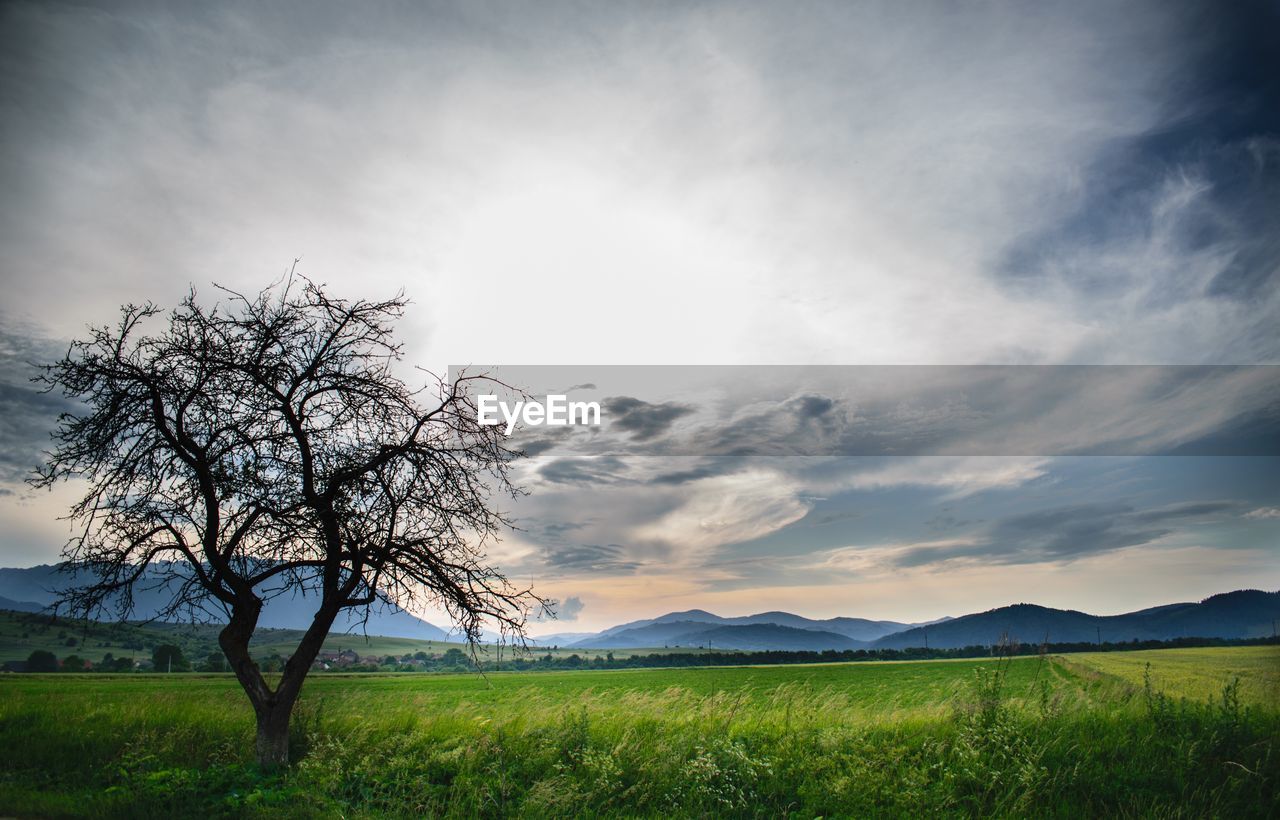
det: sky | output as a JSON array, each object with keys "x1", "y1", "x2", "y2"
[{"x1": 1, "y1": 1, "x2": 1277, "y2": 634}]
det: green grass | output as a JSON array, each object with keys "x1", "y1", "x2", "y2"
[
  {"x1": 1059, "y1": 646, "x2": 1280, "y2": 703},
  {"x1": 1, "y1": 647, "x2": 1276, "y2": 817}
]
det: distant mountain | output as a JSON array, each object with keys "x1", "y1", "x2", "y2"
[
  {"x1": 576, "y1": 619, "x2": 866, "y2": 651},
  {"x1": 573, "y1": 608, "x2": 936, "y2": 649},
  {"x1": 0, "y1": 563, "x2": 450, "y2": 641},
  {"x1": 570, "y1": 591, "x2": 1275, "y2": 652},
  {"x1": 586, "y1": 609, "x2": 915, "y2": 643},
  {"x1": 731, "y1": 612, "x2": 913, "y2": 642},
  {"x1": 0, "y1": 595, "x2": 46, "y2": 613},
  {"x1": 594, "y1": 609, "x2": 725, "y2": 638},
  {"x1": 680, "y1": 624, "x2": 864, "y2": 651},
  {"x1": 527, "y1": 632, "x2": 597, "y2": 646},
  {"x1": 577, "y1": 620, "x2": 736, "y2": 648},
  {"x1": 873, "y1": 590, "x2": 1280, "y2": 650}
]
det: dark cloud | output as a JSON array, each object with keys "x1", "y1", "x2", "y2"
[
  {"x1": 555, "y1": 595, "x2": 584, "y2": 621},
  {"x1": 648, "y1": 463, "x2": 734, "y2": 485},
  {"x1": 804, "y1": 510, "x2": 862, "y2": 527},
  {"x1": 1129, "y1": 500, "x2": 1242, "y2": 523},
  {"x1": 538, "y1": 520, "x2": 589, "y2": 538},
  {"x1": 563, "y1": 383, "x2": 596, "y2": 391},
  {"x1": 794, "y1": 394, "x2": 836, "y2": 419},
  {"x1": 537, "y1": 456, "x2": 630, "y2": 485},
  {"x1": 513, "y1": 367, "x2": 1280, "y2": 457},
  {"x1": 0, "y1": 320, "x2": 76, "y2": 484},
  {"x1": 893, "y1": 499, "x2": 1244, "y2": 568},
  {"x1": 988, "y1": 503, "x2": 1168, "y2": 561},
  {"x1": 696, "y1": 393, "x2": 848, "y2": 457},
  {"x1": 602, "y1": 396, "x2": 694, "y2": 441},
  {"x1": 516, "y1": 438, "x2": 560, "y2": 457},
  {"x1": 542, "y1": 543, "x2": 639, "y2": 574},
  {"x1": 997, "y1": 2, "x2": 1280, "y2": 358}
]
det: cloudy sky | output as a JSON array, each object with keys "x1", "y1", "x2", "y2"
[{"x1": 1, "y1": 1, "x2": 1277, "y2": 632}]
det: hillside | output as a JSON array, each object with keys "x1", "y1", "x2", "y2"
[
  {"x1": 577, "y1": 619, "x2": 866, "y2": 650},
  {"x1": 0, "y1": 564, "x2": 450, "y2": 641},
  {"x1": 578, "y1": 609, "x2": 916, "y2": 647},
  {"x1": 577, "y1": 619, "x2": 740, "y2": 648},
  {"x1": 0, "y1": 609, "x2": 710, "y2": 666},
  {"x1": 679, "y1": 624, "x2": 864, "y2": 651},
  {"x1": 573, "y1": 590, "x2": 1279, "y2": 652},
  {"x1": 873, "y1": 590, "x2": 1280, "y2": 650}
]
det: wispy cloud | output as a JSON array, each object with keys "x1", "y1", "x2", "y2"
[
  {"x1": 0, "y1": 318, "x2": 76, "y2": 484},
  {"x1": 804, "y1": 499, "x2": 1247, "y2": 574}
]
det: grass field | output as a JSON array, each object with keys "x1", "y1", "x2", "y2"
[
  {"x1": 1, "y1": 647, "x2": 1276, "y2": 817},
  {"x1": 1059, "y1": 646, "x2": 1280, "y2": 703}
]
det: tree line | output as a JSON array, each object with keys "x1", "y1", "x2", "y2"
[{"x1": 15, "y1": 634, "x2": 1276, "y2": 674}]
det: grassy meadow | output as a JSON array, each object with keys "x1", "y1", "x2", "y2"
[{"x1": 1, "y1": 647, "x2": 1276, "y2": 817}]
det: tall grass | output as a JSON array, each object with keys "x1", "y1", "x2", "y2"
[{"x1": 0, "y1": 651, "x2": 1275, "y2": 817}]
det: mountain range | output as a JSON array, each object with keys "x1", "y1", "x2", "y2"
[
  {"x1": 869, "y1": 590, "x2": 1280, "y2": 650},
  {"x1": 0, "y1": 564, "x2": 451, "y2": 641},
  {"x1": 553, "y1": 590, "x2": 1279, "y2": 651},
  {"x1": 1, "y1": 564, "x2": 1276, "y2": 652},
  {"x1": 566, "y1": 608, "x2": 940, "y2": 649}
]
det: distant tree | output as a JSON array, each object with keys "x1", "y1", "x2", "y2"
[
  {"x1": 152, "y1": 644, "x2": 188, "y2": 672},
  {"x1": 101, "y1": 655, "x2": 134, "y2": 672},
  {"x1": 61, "y1": 654, "x2": 86, "y2": 672},
  {"x1": 441, "y1": 647, "x2": 469, "y2": 668},
  {"x1": 202, "y1": 651, "x2": 227, "y2": 673},
  {"x1": 64, "y1": 637, "x2": 77, "y2": 647},
  {"x1": 26, "y1": 650, "x2": 58, "y2": 672}
]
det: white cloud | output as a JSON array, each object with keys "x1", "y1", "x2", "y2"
[
  {"x1": 839, "y1": 457, "x2": 1051, "y2": 498},
  {"x1": 0, "y1": 1, "x2": 1219, "y2": 369},
  {"x1": 631, "y1": 468, "x2": 811, "y2": 556},
  {"x1": 804, "y1": 538, "x2": 981, "y2": 575}
]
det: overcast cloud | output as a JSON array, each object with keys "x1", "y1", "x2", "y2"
[{"x1": 1, "y1": 1, "x2": 1276, "y2": 629}]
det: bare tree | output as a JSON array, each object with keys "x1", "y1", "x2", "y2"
[{"x1": 32, "y1": 274, "x2": 541, "y2": 768}]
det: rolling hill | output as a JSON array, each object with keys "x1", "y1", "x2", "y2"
[
  {"x1": 575, "y1": 619, "x2": 864, "y2": 650},
  {"x1": 571, "y1": 591, "x2": 1278, "y2": 651},
  {"x1": 576, "y1": 609, "x2": 925, "y2": 648},
  {"x1": 0, "y1": 564, "x2": 450, "y2": 641},
  {"x1": 3, "y1": 560, "x2": 1275, "y2": 653},
  {"x1": 872, "y1": 590, "x2": 1280, "y2": 650}
]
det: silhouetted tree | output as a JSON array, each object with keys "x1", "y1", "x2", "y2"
[{"x1": 33, "y1": 274, "x2": 541, "y2": 768}]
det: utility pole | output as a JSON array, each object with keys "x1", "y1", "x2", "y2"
[{"x1": 1096, "y1": 626, "x2": 1101, "y2": 646}]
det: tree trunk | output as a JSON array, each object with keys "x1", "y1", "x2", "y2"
[
  {"x1": 255, "y1": 704, "x2": 292, "y2": 770},
  {"x1": 221, "y1": 598, "x2": 340, "y2": 770}
]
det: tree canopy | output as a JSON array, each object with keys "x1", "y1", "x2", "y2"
[{"x1": 34, "y1": 274, "x2": 542, "y2": 766}]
